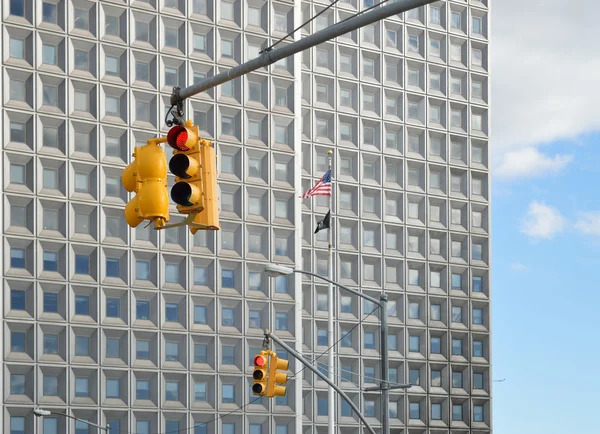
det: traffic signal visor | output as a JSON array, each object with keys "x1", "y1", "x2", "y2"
[{"x1": 252, "y1": 351, "x2": 269, "y2": 396}]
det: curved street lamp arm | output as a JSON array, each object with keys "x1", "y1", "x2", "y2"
[
  {"x1": 292, "y1": 269, "x2": 382, "y2": 307},
  {"x1": 45, "y1": 412, "x2": 109, "y2": 432}
]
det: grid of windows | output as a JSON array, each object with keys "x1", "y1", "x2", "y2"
[{"x1": 2, "y1": 0, "x2": 490, "y2": 432}]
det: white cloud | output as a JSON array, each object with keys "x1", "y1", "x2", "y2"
[
  {"x1": 495, "y1": 147, "x2": 573, "y2": 180},
  {"x1": 510, "y1": 263, "x2": 528, "y2": 272},
  {"x1": 574, "y1": 212, "x2": 600, "y2": 236},
  {"x1": 520, "y1": 202, "x2": 565, "y2": 240},
  {"x1": 492, "y1": 1, "x2": 600, "y2": 152}
]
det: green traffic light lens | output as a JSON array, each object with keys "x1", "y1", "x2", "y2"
[
  {"x1": 171, "y1": 182, "x2": 193, "y2": 207},
  {"x1": 252, "y1": 384, "x2": 264, "y2": 394}
]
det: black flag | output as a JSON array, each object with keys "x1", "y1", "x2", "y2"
[{"x1": 314, "y1": 211, "x2": 331, "y2": 234}]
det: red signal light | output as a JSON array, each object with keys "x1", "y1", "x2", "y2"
[
  {"x1": 167, "y1": 126, "x2": 191, "y2": 151},
  {"x1": 254, "y1": 355, "x2": 266, "y2": 366}
]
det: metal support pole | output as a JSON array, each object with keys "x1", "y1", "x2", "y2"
[
  {"x1": 268, "y1": 333, "x2": 377, "y2": 434},
  {"x1": 326, "y1": 150, "x2": 335, "y2": 434},
  {"x1": 380, "y1": 293, "x2": 390, "y2": 434},
  {"x1": 170, "y1": 0, "x2": 436, "y2": 106}
]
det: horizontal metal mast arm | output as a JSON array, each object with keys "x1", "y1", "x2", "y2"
[
  {"x1": 268, "y1": 333, "x2": 377, "y2": 434},
  {"x1": 172, "y1": 0, "x2": 436, "y2": 104}
]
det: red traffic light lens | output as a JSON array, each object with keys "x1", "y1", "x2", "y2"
[
  {"x1": 167, "y1": 126, "x2": 190, "y2": 151},
  {"x1": 254, "y1": 355, "x2": 266, "y2": 366}
]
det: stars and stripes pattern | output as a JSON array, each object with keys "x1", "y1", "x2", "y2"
[{"x1": 300, "y1": 170, "x2": 332, "y2": 198}]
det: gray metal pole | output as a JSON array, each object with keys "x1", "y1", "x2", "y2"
[
  {"x1": 268, "y1": 333, "x2": 377, "y2": 434},
  {"x1": 380, "y1": 293, "x2": 390, "y2": 434},
  {"x1": 171, "y1": 0, "x2": 436, "y2": 104}
]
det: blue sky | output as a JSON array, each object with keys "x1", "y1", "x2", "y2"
[
  {"x1": 491, "y1": 134, "x2": 600, "y2": 433},
  {"x1": 491, "y1": 2, "x2": 600, "y2": 431}
]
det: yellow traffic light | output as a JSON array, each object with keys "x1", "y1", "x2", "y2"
[
  {"x1": 122, "y1": 138, "x2": 170, "y2": 229},
  {"x1": 166, "y1": 120, "x2": 220, "y2": 232},
  {"x1": 252, "y1": 351, "x2": 269, "y2": 396},
  {"x1": 267, "y1": 352, "x2": 289, "y2": 398}
]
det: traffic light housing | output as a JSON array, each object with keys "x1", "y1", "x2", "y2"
[
  {"x1": 166, "y1": 120, "x2": 219, "y2": 232},
  {"x1": 267, "y1": 352, "x2": 289, "y2": 398},
  {"x1": 122, "y1": 138, "x2": 170, "y2": 229},
  {"x1": 252, "y1": 350, "x2": 269, "y2": 396}
]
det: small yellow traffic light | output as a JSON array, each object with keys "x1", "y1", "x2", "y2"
[
  {"x1": 122, "y1": 138, "x2": 170, "y2": 229},
  {"x1": 267, "y1": 352, "x2": 289, "y2": 398},
  {"x1": 166, "y1": 120, "x2": 219, "y2": 232},
  {"x1": 252, "y1": 351, "x2": 269, "y2": 396}
]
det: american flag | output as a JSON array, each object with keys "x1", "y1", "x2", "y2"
[{"x1": 300, "y1": 170, "x2": 332, "y2": 198}]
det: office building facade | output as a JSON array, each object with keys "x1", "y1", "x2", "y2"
[{"x1": 2, "y1": 0, "x2": 491, "y2": 433}]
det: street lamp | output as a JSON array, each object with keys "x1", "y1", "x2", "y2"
[
  {"x1": 264, "y1": 264, "x2": 412, "y2": 434},
  {"x1": 33, "y1": 408, "x2": 110, "y2": 432}
]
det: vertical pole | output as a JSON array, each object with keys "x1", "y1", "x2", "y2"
[
  {"x1": 380, "y1": 293, "x2": 390, "y2": 434},
  {"x1": 327, "y1": 150, "x2": 335, "y2": 434}
]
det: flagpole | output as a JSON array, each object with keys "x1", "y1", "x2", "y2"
[{"x1": 327, "y1": 150, "x2": 335, "y2": 434}]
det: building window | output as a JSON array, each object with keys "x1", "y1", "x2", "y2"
[
  {"x1": 75, "y1": 254, "x2": 89, "y2": 275},
  {"x1": 11, "y1": 332, "x2": 26, "y2": 352},
  {"x1": 473, "y1": 48, "x2": 483, "y2": 66},
  {"x1": 10, "y1": 79, "x2": 26, "y2": 101},
  {"x1": 408, "y1": 302, "x2": 419, "y2": 319},
  {"x1": 166, "y1": 381, "x2": 179, "y2": 400},
  {"x1": 473, "y1": 276, "x2": 483, "y2": 292},
  {"x1": 431, "y1": 337, "x2": 441, "y2": 354},
  {"x1": 430, "y1": 39, "x2": 441, "y2": 57},
  {"x1": 473, "y1": 405, "x2": 484, "y2": 422},
  {"x1": 451, "y1": 11, "x2": 461, "y2": 29},
  {"x1": 222, "y1": 307, "x2": 235, "y2": 326},
  {"x1": 409, "y1": 402, "x2": 420, "y2": 419},
  {"x1": 10, "y1": 417, "x2": 25, "y2": 434},
  {"x1": 75, "y1": 377, "x2": 89, "y2": 396},
  {"x1": 106, "y1": 337, "x2": 120, "y2": 358},
  {"x1": 473, "y1": 243, "x2": 483, "y2": 260},
  {"x1": 9, "y1": 37, "x2": 25, "y2": 59},
  {"x1": 136, "y1": 300, "x2": 150, "y2": 320},
  {"x1": 450, "y1": 44, "x2": 462, "y2": 62},
  {"x1": 452, "y1": 338, "x2": 462, "y2": 355},
  {"x1": 43, "y1": 292, "x2": 58, "y2": 313},
  {"x1": 10, "y1": 374, "x2": 25, "y2": 394},
  {"x1": 136, "y1": 340, "x2": 150, "y2": 360},
  {"x1": 165, "y1": 303, "x2": 179, "y2": 322},
  {"x1": 473, "y1": 17, "x2": 483, "y2": 34},
  {"x1": 106, "y1": 298, "x2": 120, "y2": 317},
  {"x1": 43, "y1": 251, "x2": 58, "y2": 271},
  {"x1": 74, "y1": 9, "x2": 89, "y2": 30},
  {"x1": 409, "y1": 335, "x2": 419, "y2": 352},
  {"x1": 222, "y1": 384, "x2": 235, "y2": 403},
  {"x1": 275, "y1": 312, "x2": 288, "y2": 331},
  {"x1": 195, "y1": 382, "x2": 207, "y2": 401},
  {"x1": 473, "y1": 308, "x2": 484, "y2": 324},
  {"x1": 431, "y1": 403, "x2": 442, "y2": 420},
  {"x1": 453, "y1": 371, "x2": 463, "y2": 388},
  {"x1": 166, "y1": 341, "x2": 179, "y2": 361},
  {"x1": 75, "y1": 336, "x2": 89, "y2": 356},
  {"x1": 11, "y1": 290, "x2": 26, "y2": 310},
  {"x1": 75, "y1": 295, "x2": 89, "y2": 315},
  {"x1": 452, "y1": 404, "x2": 463, "y2": 421}
]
